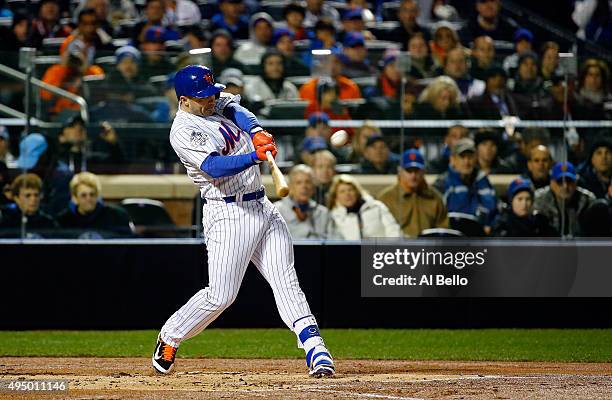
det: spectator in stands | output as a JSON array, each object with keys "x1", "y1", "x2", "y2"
[
  {"x1": 244, "y1": 50, "x2": 299, "y2": 115},
  {"x1": 218, "y1": 68, "x2": 250, "y2": 111},
  {"x1": 0, "y1": 12, "x2": 28, "y2": 56},
  {"x1": 328, "y1": 174, "x2": 401, "y2": 239},
  {"x1": 470, "y1": 35, "x2": 496, "y2": 80},
  {"x1": 299, "y1": 136, "x2": 327, "y2": 165},
  {"x1": 0, "y1": 127, "x2": 16, "y2": 169},
  {"x1": 522, "y1": 144, "x2": 553, "y2": 190},
  {"x1": 509, "y1": 52, "x2": 549, "y2": 119},
  {"x1": 492, "y1": 177, "x2": 556, "y2": 237},
  {"x1": 434, "y1": 138, "x2": 497, "y2": 231},
  {"x1": 385, "y1": 0, "x2": 426, "y2": 48},
  {"x1": 300, "y1": 52, "x2": 362, "y2": 104},
  {"x1": 468, "y1": 67, "x2": 519, "y2": 120},
  {"x1": 283, "y1": 2, "x2": 307, "y2": 40},
  {"x1": 503, "y1": 127, "x2": 551, "y2": 174},
  {"x1": 429, "y1": 22, "x2": 460, "y2": 69},
  {"x1": 131, "y1": 0, "x2": 173, "y2": 47},
  {"x1": 440, "y1": 47, "x2": 485, "y2": 101},
  {"x1": 539, "y1": 41, "x2": 561, "y2": 85},
  {"x1": 312, "y1": 150, "x2": 337, "y2": 205},
  {"x1": 359, "y1": 135, "x2": 397, "y2": 174},
  {"x1": 304, "y1": 78, "x2": 353, "y2": 121},
  {"x1": 347, "y1": 0, "x2": 375, "y2": 23},
  {"x1": 407, "y1": 33, "x2": 435, "y2": 79},
  {"x1": 60, "y1": 8, "x2": 114, "y2": 55},
  {"x1": 138, "y1": 26, "x2": 178, "y2": 80},
  {"x1": 572, "y1": 0, "x2": 612, "y2": 49},
  {"x1": 339, "y1": 8, "x2": 375, "y2": 41},
  {"x1": 412, "y1": 76, "x2": 466, "y2": 130},
  {"x1": 103, "y1": 46, "x2": 155, "y2": 101},
  {"x1": 0, "y1": 174, "x2": 57, "y2": 236},
  {"x1": 274, "y1": 164, "x2": 337, "y2": 239},
  {"x1": 502, "y1": 28, "x2": 534, "y2": 76},
  {"x1": 305, "y1": 18, "x2": 341, "y2": 66},
  {"x1": 378, "y1": 149, "x2": 449, "y2": 237},
  {"x1": 574, "y1": 58, "x2": 612, "y2": 121},
  {"x1": 181, "y1": 25, "x2": 207, "y2": 51},
  {"x1": 234, "y1": 12, "x2": 274, "y2": 66},
  {"x1": 534, "y1": 161, "x2": 597, "y2": 237},
  {"x1": 27, "y1": 0, "x2": 72, "y2": 49},
  {"x1": 41, "y1": 39, "x2": 105, "y2": 118},
  {"x1": 273, "y1": 28, "x2": 310, "y2": 76},
  {"x1": 210, "y1": 0, "x2": 249, "y2": 40},
  {"x1": 15, "y1": 133, "x2": 49, "y2": 173},
  {"x1": 347, "y1": 121, "x2": 380, "y2": 163},
  {"x1": 474, "y1": 129, "x2": 512, "y2": 175},
  {"x1": 377, "y1": 50, "x2": 401, "y2": 100},
  {"x1": 56, "y1": 172, "x2": 134, "y2": 238},
  {"x1": 162, "y1": 0, "x2": 201, "y2": 29},
  {"x1": 578, "y1": 139, "x2": 611, "y2": 199},
  {"x1": 430, "y1": 124, "x2": 469, "y2": 173},
  {"x1": 78, "y1": 0, "x2": 113, "y2": 36},
  {"x1": 303, "y1": 0, "x2": 341, "y2": 29},
  {"x1": 466, "y1": 0, "x2": 516, "y2": 42},
  {"x1": 339, "y1": 32, "x2": 376, "y2": 78},
  {"x1": 210, "y1": 30, "x2": 244, "y2": 76}
]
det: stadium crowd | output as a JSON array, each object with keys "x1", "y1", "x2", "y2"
[{"x1": 0, "y1": 0, "x2": 610, "y2": 239}]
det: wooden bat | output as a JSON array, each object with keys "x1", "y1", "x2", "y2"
[{"x1": 266, "y1": 151, "x2": 289, "y2": 197}]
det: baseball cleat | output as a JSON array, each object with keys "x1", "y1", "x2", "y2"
[
  {"x1": 307, "y1": 345, "x2": 335, "y2": 378},
  {"x1": 310, "y1": 363, "x2": 335, "y2": 378},
  {"x1": 152, "y1": 335, "x2": 177, "y2": 374}
]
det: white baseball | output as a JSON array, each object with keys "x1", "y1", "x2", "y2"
[{"x1": 330, "y1": 130, "x2": 349, "y2": 147}]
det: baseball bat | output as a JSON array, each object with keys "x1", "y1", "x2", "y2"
[{"x1": 266, "y1": 151, "x2": 289, "y2": 197}]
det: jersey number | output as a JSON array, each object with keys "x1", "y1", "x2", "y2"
[{"x1": 219, "y1": 122, "x2": 241, "y2": 155}]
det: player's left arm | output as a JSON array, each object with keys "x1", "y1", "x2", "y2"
[{"x1": 215, "y1": 93, "x2": 267, "y2": 138}]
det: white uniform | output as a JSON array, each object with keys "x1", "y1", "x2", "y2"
[{"x1": 159, "y1": 108, "x2": 319, "y2": 351}]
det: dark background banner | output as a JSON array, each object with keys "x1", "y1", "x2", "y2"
[{"x1": 1, "y1": 240, "x2": 611, "y2": 329}]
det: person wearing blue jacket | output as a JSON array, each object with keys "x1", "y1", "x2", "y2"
[{"x1": 433, "y1": 138, "x2": 498, "y2": 233}]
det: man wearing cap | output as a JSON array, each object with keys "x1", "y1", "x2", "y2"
[
  {"x1": 474, "y1": 129, "x2": 512, "y2": 175},
  {"x1": 210, "y1": 0, "x2": 250, "y2": 40},
  {"x1": 339, "y1": 32, "x2": 376, "y2": 79},
  {"x1": 273, "y1": 28, "x2": 310, "y2": 76},
  {"x1": 522, "y1": 144, "x2": 553, "y2": 190},
  {"x1": 508, "y1": 52, "x2": 548, "y2": 119},
  {"x1": 0, "y1": 127, "x2": 16, "y2": 169},
  {"x1": 433, "y1": 138, "x2": 498, "y2": 232},
  {"x1": 503, "y1": 28, "x2": 535, "y2": 76},
  {"x1": 339, "y1": 8, "x2": 375, "y2": 42},
  {"x1": 130, "y1": 0, "x2": 175, "y2": 47},
  {"x1": 359, "y1": 135, "x2": 398, "y2": 174},
  {"x1": 577, "y1": 140, "x2": 611, "y2": 199},
  {"x1": 492, "y1": 177, "x2": 555, "y2": 237},
  {"x1": 467, "y1": 66, "x2": 519, "y2": 120},
  {"x1": 430, "y1": 125, "x2": 469, "y2": 173},
  {"x1": 234, "y1": 12, "x2": 275, "y2": 66},
  {"x1": 533, "y1": 161, "x2": 597, "y2": 237},
  {"x1": 102, "y1": 46, "x2": 156, "y2": 103},
  {"x1": 378, "y1": 149, "x2": 449, "y2": 237},
  {"x1": 139, "y1": 26, "x2": 178, "y2": 80}
]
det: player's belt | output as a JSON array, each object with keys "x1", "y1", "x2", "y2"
[{"x1": 203, "y1": 188, "x2": 265, "y2": 204}]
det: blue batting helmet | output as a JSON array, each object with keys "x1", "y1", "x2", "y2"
[{"x1": 174, "y1": 65, "x2": 225, "y2": 99}]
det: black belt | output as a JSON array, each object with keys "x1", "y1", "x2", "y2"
[{"x1": 202, "y1": 188, "x2": 265, "y2": 204}]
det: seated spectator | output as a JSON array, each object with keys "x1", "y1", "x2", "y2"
[
  {"x1": 430, "y1": 124, "x2": 469, "y2": 173},
  {"x1": 359, "y1": 135, "x2": 398, "y2": 174},
  {"x1": 533, "y1": 161, "x2": 597, "y2": 237},
  {"x1": 27, "y1": 0, "x2": 72, "y2": 49},
  {"x1": 407, "y1": 33, "x2": 435, "y2": 79},
  {"x1": 0, "y1": 13, "x2": 28, "y2": 57},
  {"x1": 300, "y1": 53, "x2": 362, "y2": 105},
  {"x1": 304, "y1": 19, "x2": 341, "y2": 66},
  {"x1": 578, "y1": 139, "x2": 611, "y2": 199},
  {"x1": 465, "y1": 0, "x2": 516, "y2": 43},
  {"x1": 299, "y1": 136, "x2": 328, "y2": 165},
  {"x1": 56, "y1": 172, "x2": 134, "y2": 238},
  {"x1": 509, "y1": 52, "x2": 549, "y2": 119},
  {"x1": 218, "y1": 68, "x2": 252, "y2": 110},
  {"x1": 378, "y1": 149, "x2": 449, "y2": 237},
  {"x1": 41, "y1": 39, "x2": 105, "y2": 117},
  {"x1": 60, "y1": 8, "x2": 114, "y2": 55},
  {"x1": 181, "y1": 25, "x2": 207, "y2": 51},
  {"x1": 347, "y1": 121, "x2": 380, "y2": 163},
  {"x1": 234, "y1": 12, "x2": 274, "y2": 66},
  {"x1": 339, "y1": 7, "x2": 375, "y2": 42},
  {"x1": 470, "y1": 35, "x2": 496, "y2": 80},
  {"x1": 429, "y1": 22, "x2": 460, "y2": 69},
  {"x1": 412, "y1": 76, "x2": 466, "y2": 130},
  {"x1": 274, "y1": 164, "x2": 337, "y2": 239},
  {"x1": 503, "y1": 127, "x2": 551, "y2": 173},
  {"x1": 502, "y1": 28, "x2": 535, "y2": 76},
  {"x1": 439, "y1": 47, "x2": 485, "y2": 100},
  {"x1": 522, "y1": 144, "x2": 553, "y2": 190},
  {"x1": 377, "y1": 50, "x2": 401, "y2": 100},
  {"x1": 77, "y1": 0, "x2": 114, "y2": 37},
  {"x1": 311, "y1": 150, "x2": 337, "y2": 205},
  {"x1": 15, "y1": 133, "x2": 49, "y2": 175},
  {"x1": 347, "y1": 0, "x2": 375, "y2": 23},
  {"x1": 468, "y1": 66, "x2": 519, "y2": 120},
  {"x1": 282, "y1": 2, "x2": 307, "y2": 40},
  {"x1": 492, "y1": 178, "x2": 556, "y2": 237},
  {"x1": 0, "y1": 127, "x2": 16, "y2": 168},
  {"x1": 303, "y1": 0, "x2": 340, "y2": 29},
  {"x1": 244, "y1": 50, "x2": 299, "y2": 114},
  {"x1": 383, "y1": 0, "x2": 426, "y2": 47},
  {"x1": 162, "y1": 0, "x2": 201, "y2": 29},
  {"x1": 151, "y1": 72, "x2": 179, "y2": 122},
  {"x1": 210, "y1": 0, "x2": 249, "y2": 40},
  {"x1": 129, "y1": 0, "x2": 173, "y2": 47},
  {"x1": 474, "y1": 129, "x2": 512, "y2": 175},
  {"x1": 0, "y1": 174, "x2": 57, "y2": 237},
  {"x1": 139, "y1": 26, "x2": 178, "y2": 80},
  {"x1": 433, "y1": 138, "x2": 497, "y2": 231},
  {"x1": 328, "y1": 174, "x2": 401, "y2": 239},
  {"x1": 339, "y1": 32, "x2": 376, "y2": 78},
  {"x1": 273, "y1": 28, "x2": 310, "y2": 76},
  {"x1": 210, "y1": 29, "x2": 245, "y2": 76},
  {"x1": 573, "y1": 58, "x2": 612, "y2": 121},
  {"x1": 99, "y1": 46, "x2": 156, "y2": 104},
  {"x1": 539, "y1": 41, "x2": 561, "y2": 85},
  {"x1": 304, "y1": 79, "x2": 353, "y2": 121}
]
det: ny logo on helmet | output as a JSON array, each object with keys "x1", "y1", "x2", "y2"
[{"x1": 204, "y1": 74, "x2": 214, "y2": 85}]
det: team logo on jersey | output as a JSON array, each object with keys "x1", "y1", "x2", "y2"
[
  {"x1": 219, "y1": 122, "x2": 241, "y2": 155},
  {"x1": 190, "y1": 130, "x2": 208, "y2": 147}
]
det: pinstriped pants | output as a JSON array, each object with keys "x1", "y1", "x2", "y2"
[{"x1": 160, "y1": 197, "x2": 312, "y2": 348}]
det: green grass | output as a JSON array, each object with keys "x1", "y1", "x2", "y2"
[{"x1": 1, "y1": 329, "x2": 611, "y2": 362}]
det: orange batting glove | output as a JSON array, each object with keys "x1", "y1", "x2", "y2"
[
  {"x1": 255, "y1": 143, "x2": 277, "y2": 161},
  {"x1": 252, "y1": 130, "x2": 275, "y2": 147}
]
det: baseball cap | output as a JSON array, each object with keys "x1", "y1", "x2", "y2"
[
  {"x1": 115, "y1": 45, "x2": 141, "y2": 64},
  {"x1": 342, "y1": 8, "x2": 363, "y2": 21},
  {"x1": 343, "y1": 31, "x2": 365, "y2": 48},
  {"x1": 272, "y1": 28, "x2": 294, "y2": 45},
  {"x1": 144, "y1": 26, "x2": 180, "y2": 43},
  {"x1": 379, "y1": 49, "x2": 398, "y2": 68},
  {"x1": 401, "y1": 149, "x2": 425, "y2": 170},
  {"x1": 514, "y1": 28, "x2": 534, "y2": 43},
  {"x1": 302, "y1": 136, "x2": 328, "y2": 153},
  {"x1": 365, "y1": 135, "x2": 385, "y2": 147},
  {"x1": 219, "y1": 68, "x2": 244, "y2": 87},
  {"x1": 308, "y1": 112, "x2": 330, "y2": 127},
  {"x1": 451, "y1": 138, "x2": 476, "y2": 155},
  {"x1": 16, "y1": 133, "x2": 48, "y2": 170},
  {"x1": 551, "y1": 161, "x2": 577, "y2": 182},
  {"x1": 507, "y1": 177, "x2": 534, "y2": 200},
  {"x1": 0, "y1": 126, "x2": 8, "y2": 141}
]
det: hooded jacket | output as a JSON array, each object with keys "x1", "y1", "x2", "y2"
[
  {"x1": 330, "y1": 196, "x2": 401, "y2": 240},
  {"x1": 233, "y1": 12, "x2": 274, "y2": 66},
  {"x1": 533, "y1": 185, "x2": 596, "y2": 237}
]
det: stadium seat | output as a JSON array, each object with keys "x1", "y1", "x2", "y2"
[
  {"x1": 120, "y1": 198, "x2": 182, "y2": 237},
  {"x1": 448, "y1": 212, "x2": 486, "y2": 237}
]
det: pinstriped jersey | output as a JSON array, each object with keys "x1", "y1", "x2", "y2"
[{"x1": 169, "y1": 109, "x2": 263, "y2": 200}]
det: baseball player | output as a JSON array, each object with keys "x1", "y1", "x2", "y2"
[{"x1": 152, "y1": 65, "x2": 335, "y2": 378}]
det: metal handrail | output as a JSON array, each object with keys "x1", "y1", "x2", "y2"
[{"x1": 0, "y1": 62, "x2": 89, "y2": 123}]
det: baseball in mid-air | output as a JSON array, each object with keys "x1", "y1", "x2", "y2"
[{"x1": 330, "y1": 130, "x2": 349, "y2": 147}]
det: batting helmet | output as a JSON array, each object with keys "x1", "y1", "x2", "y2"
[{"x1": 174, "y1": 65, "x2": 225, "y2": 99}]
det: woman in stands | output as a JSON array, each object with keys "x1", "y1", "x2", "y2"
[
  {"x1": 327, "y1": 174, "x2": 401, "y2": 239},
  {"x1": 574, "y1": 58, "x2": 612, "y2": 120}
]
